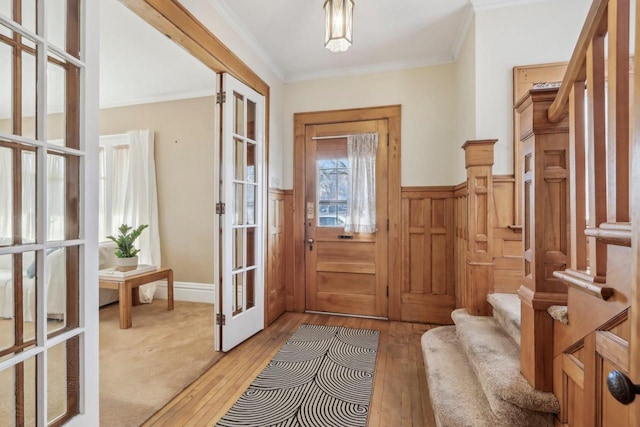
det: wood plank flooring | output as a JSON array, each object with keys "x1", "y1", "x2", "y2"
[{"x1": 143, "y1": 312, "x2": 438, "y2": 426}]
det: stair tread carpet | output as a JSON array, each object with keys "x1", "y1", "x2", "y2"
[
  {"x1": 421, "y1": 326, "x2": 502, "y2": 427},
  {"x1": 487, "y1": 293, "x2": 521, "y2": 346},
  {"x1": 452, "y1": 308, "x2": 559, "y2": 423}
]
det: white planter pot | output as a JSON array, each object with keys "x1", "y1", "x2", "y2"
[{"x1": 115, "y1": 256, "x2": 139, "y2": 272}]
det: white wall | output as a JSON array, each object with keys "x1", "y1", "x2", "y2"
[
  {"x1": 282, "y1": 64, "x2": 458, "y2": 188},
  {"x1": 179, "y1": 0, "x2": 286, "y2": 188},
  {"x1": 474, "y1": 0, "x2": 591, "y2": 175},
  {"x1": 453, "y1": 17, "x2": 477, "y2": 184}
]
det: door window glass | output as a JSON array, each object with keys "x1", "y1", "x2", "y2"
[{"x1": 317, "y1": 158, "x2": 348, "y2": 227}]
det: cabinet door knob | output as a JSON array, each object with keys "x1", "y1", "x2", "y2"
[
  {"x1": 307, "y1": 238, "x2": 314, "y2": 244},
  {"x1": 607, "y1": 370, "x2": 640, "y2": 405}
]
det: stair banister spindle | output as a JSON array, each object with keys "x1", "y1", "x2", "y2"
[{"x1": 569, "y1": 81, "x2": 588, "y2": 271}]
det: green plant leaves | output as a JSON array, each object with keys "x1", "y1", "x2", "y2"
[{"x1": 107, "y1": 223, "x2": 149, "y2": 258}]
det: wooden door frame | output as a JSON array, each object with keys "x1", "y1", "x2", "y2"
[{"x1": 293, "y1": 105, "x2": 402, "y2": 319}]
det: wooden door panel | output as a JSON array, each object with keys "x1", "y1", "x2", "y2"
[
  {"x1": 316, "y1": 272, "x2": 376, "y2": 295},
  {"x1": 315, "y1": 293, "x2": 376, "y2": 316},
  {"x1": 600, "y1": 359, "x2": 630, "y2": 427}
]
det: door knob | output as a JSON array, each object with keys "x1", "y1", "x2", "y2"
[
  {"x1": 607, "y1": 370, "x2": 640, "y2": 405},
  {"x1": 307, "y1": 238, "x2": 314, "y2": 244}
]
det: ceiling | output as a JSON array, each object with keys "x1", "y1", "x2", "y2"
[
  {"x1": 209, "y1": 0, "x2": 472, "y2": 82},
  {"x1": 1, "y1": 0, "x2": 540, "y2": 118}
]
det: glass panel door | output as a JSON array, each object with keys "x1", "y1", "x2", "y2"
[{"x1": 220, "y1": 73, "x2": 265, "y2": 352}]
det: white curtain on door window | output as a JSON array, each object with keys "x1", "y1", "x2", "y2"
[{"x1": 345, "y1": 133, "x2": 378, "y2": 234}]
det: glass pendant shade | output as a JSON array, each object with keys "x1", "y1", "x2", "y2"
[{"x1": 324, "y1": 0, "x2": 354, "y2": 53}]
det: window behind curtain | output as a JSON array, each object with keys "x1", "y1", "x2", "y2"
[{"x1": 98, "y1": 134, "x2": 129, "y2": 241}]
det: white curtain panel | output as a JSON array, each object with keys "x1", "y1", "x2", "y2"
[
  {"x1": 345, "y1": 133, "x2": 378, "y2": 234},
  {"x1": 123, "y1": 130, "x2": 161, "y2": 303}
]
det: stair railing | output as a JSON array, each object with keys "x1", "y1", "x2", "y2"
[{"x1": 549, "y1": 0, "x2": 630, "y2": 299}]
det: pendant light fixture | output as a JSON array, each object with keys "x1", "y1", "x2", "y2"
[{"x1": 324, "y1": 0, "x2": 354, "y2": 53}]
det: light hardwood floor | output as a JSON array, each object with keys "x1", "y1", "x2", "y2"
[{"x1": 143, "y1": 312, "x2": 438, "y2": 426}]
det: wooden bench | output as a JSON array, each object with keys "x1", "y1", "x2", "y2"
[{"x1": 99, "y1": 267, "x2": 173, "y2": 329}]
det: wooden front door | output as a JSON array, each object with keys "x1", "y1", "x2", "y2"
[{"x1": 304, "y1": 120, "x2": 388, "y2": 318}]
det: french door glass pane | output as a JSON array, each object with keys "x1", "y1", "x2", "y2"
[
  {"x1": 234, "y1": 183, "x2": 244, "y2": 225},
  {"x1": 22, "y1": 251, "x2": 36, "y2": 343},
  {"x1": 47, "y1": 154, "x2": 66, "y2": 241},
  {"x1": 23, "y1": 358, "x2": 37, "y2": 425},
  {"x1": 0, "y1": 40, "x2": 11, "y2": 126},
  {"x1": 47, "y1": 341, "x2": 67, "y2": 423},
  {"x1": 21, "y1": 0, "x2": 36, "y2": 34},
  {"x1": 47, "y1": 56, "x2": 67, "y2": 146},
  {"x1": 0, "y1": 146, "x2": 12, "y2": 244},
  {"x1": 22, "y1": 151, "x2": 35, "y2": 241},
  {"x1": 47, "y1": 246, "x2": 69, "y2": 334},
  {"x1": 246, "y1": 184, "x2": 255, "y2": 225},
  {"x1": 247, "y1": 143, "x2": 256, "y2": 183},
  {"x1": 234, "y1": 138, "x2": 244, "y2": 180},
  {"x1": 247, "y1": 100, "x2": 255, "y2": 141},
  {"x1": 246, "y1": 269, "x2": 255, "y2": 310},
  {"x1": 47, "y1": 0, "x2": 67, "y2": 51},
  {"x1": 21, "y1": 51, "x2": 36, "y2": 139},
  {"x1": 0, "y1": 364, "x2": 14, "y2": 420},
  {"x1": 233, "y1": 273, "x2": 243, "y2": 315},
  {"x1": 234, "y1": 92, "x2": 244, "y2": 136},
  {"x1": 233, "y1": 228, "x2": 243, "y2": 270},
  {"x1": 246, "y1": 227, "x2": 255, "y2": 268},
  {"x1": 0, "y1": 1, "x2": 11, "y2": 21},
  {"x1": 0, "y1": 254, "x2": 14, "y2": 355}
]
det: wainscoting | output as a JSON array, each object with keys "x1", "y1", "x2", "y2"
[
  {"x1": 154, "y1": 281, "x2": 215, "y2": 304},
  {"x1": 268, "y1": 179, "x2": 521, "y2": 324}
]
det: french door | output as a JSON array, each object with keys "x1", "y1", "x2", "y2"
[
  {"x1": 0, "y1": 0, "x2": 99, "y2": 425},
  {"x1": 218, "y1": 73, "x2": 265, "y2": 352}
]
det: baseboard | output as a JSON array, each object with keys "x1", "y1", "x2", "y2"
[{"x1": 153, "y1": 281, "x2": 215, "y2": 304}]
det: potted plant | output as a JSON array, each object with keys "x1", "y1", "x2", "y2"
[{"x1": 107, "y1": 224, "x2": 149, "y2": 272}]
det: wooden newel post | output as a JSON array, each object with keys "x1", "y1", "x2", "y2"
[
  {"x1": 463, "y1": 139, "x2": 497, "y2": 316},
  {"x1": 516, "y1": 88, "x2": 570, "y2": 391}
]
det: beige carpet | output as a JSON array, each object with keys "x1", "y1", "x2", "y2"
[{"x1": 100, "y1": 300, "x2": 222, "y2": 427}]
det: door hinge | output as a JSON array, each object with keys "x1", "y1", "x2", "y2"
[
  {"x1": 387, "y1": 134, "x2": 390, "y2": 146},
  {"x1": 216, "y1": 313, "x2": 226, "y2": 325},
  {"x1": 216, "y1": 202, "x2": 226, "y2": 215},
  {"x1": 387, "y1": 219, "x2": 389, "y2": 231},
  {"x1": 216, "y1": 91, "x2": 227, "y2": 104},
  {"x1": 386, "y1": 286, "x2": 389, "y2": 297}
]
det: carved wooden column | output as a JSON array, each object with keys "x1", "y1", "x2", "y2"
[
  {"x1": 516, "y1": 87, "x2": 570, "y2": 391},
  {"x1": 463, "y1": 139, "x2": 496, "y2": 316}
]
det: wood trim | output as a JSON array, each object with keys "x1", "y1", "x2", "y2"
[
  {"x1": 292, "y1": 105, "x2": 401, "y2": 318},
  {"x1": 547, "y1": 0, "x2": 609, "y2": 121},
  {"x1": 120, "y1": 0, "x2": 268, "y2": 95},
  {"x1": 401, "y1": 185, "x2": 455, "y2": 193},
  {"x1": 596, "y1": 330, "x2": 630, "y2": 371}
]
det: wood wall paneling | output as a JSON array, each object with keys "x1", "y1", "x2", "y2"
[
  {"x1": 400, "y1": 187, "x2": 455, "y2": 324},
  {"x1": 266, "y1": 190, "x2": 287, "y2": 325},
  {"x1": 454, "y1": 183, "x2": 468, "y2": 309}
]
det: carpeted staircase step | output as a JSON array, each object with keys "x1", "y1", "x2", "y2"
[
  {"x1": 487, "y1": 293, "x2": 521, "y2": 346},
  {"x1": 452, "y1": 309, "x2": 558, "y2": 426},
  {"x1": 421, "y1": 326, "x2": 501, "y2": 427}
]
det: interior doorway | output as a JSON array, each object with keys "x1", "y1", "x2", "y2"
[{"x1": 293, "y1": 106, "x2": 402, "y2": 319}]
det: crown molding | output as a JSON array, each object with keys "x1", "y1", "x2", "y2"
[
  {"x1": 207, "y1": 0, "x2": 286, "y2": 82},
  {"x1": 470, "y1": 0, "x2": 551, "y2": 11},
  {"x1": 285, "y1": 55, "x2": 455, "y2": 83},
  {"x1": 451, "y1": 4, "x2": 475, "y2": 60},
  {"x1": 99, "y1": 89, "x2": 216, "y2": 111}
]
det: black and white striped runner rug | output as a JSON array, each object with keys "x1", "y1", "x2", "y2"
[{"x1": 216, "y1": 324, "x2": 380, "y2": 427}]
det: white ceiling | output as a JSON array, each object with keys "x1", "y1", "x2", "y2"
[
  {"x1": 0, "y1": 0, "x2": 544, "y2": 118},
  {"x1": 209, "y1": 0, "x2": 472, "y2": 82}
]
